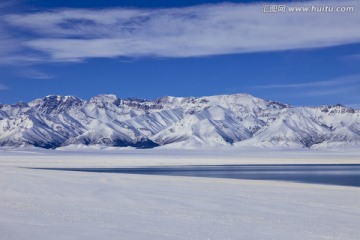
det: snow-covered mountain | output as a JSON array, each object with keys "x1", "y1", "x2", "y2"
[{"x1": 0, "y1": 93, "x2": 359, "y2": 149}]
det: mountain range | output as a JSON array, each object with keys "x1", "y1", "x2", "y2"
[{"x1": 0, "y1": 93, "x2": 359, "y2": 149}]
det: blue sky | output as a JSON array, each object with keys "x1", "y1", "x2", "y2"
[{"x1": 1, "y1": 0, "x2": 360, "y2": 108}]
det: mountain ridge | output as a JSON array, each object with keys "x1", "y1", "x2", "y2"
[{"x1": 0, "y1": 93, "x2": 359, "y2": 149}]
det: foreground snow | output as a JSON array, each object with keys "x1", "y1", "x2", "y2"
[{"x1": 1, "y1": 148, "x2": 360, "y2": 239}]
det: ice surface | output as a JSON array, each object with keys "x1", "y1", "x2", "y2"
[{"x1": 1, "y1": 148, "x2": 360, "y2": 239}]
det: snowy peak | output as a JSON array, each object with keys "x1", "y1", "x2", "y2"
[
  {"x1": 89, "y1": 94, "x2": 121, "y2": 106},
  {"x1": 0, "y1": 93, "x2": 359, "y2": 149}
]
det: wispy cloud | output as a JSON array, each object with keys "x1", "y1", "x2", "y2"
[
  {"x1": 302, "y1": 85, "x2": 360, "y2": 97},
  {"x1": 0, "y1": 2, "x2": 18, "y2": 62},
  {"x1": 0, "y1": 0, "x2": 33, "y2": 66},
  {"x1": 254, "y1": 75, "x2": 360, "y2": 99},
  {"x1": 2, "y1": 0, "x2": 360, "y2": 62},
  {"x1": 17, "y1": 68, "x2": 53, "y2": 79},
  {"x1": 345, "y1": 53, "x2": 360, "y2": 60},
  {"x1": 346, "y1": 103, "x2": 360, "y2": 109},
  {"x1": 0, "y1": 84, "x2": 9, "y2": 90},
  {"x1": 255, "y1": 75, "x2": 360, "y2": 89}
]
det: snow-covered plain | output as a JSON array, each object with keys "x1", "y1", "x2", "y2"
[{"x1": 1, "y1": 147, "x2": 360, "y2": 239}]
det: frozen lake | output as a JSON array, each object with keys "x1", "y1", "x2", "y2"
[
  {"x1": 33, "y1": 164, "x2": 360, "y2": 187},
  {"x1": 2, "y1": 149, "x2": 360, "y2": 239}
]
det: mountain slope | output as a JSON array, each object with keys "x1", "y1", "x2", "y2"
[{"x1": 0, "y1": 93, "x2": 359, "y2": 149}]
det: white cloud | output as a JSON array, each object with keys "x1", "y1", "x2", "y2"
[{"x1": 2, "y1": 0, "x2": 360, "y2": 62}]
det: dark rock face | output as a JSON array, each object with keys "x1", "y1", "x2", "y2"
[
  {"x1": 320, "y1": 104, "x2": 355, "y2": 114},
  {"x1": 33, "y1": 96, "x2": 84, "y2": 114}
]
